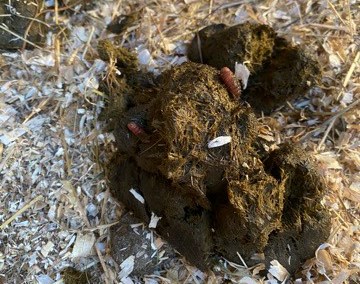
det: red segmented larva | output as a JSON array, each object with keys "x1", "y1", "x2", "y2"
[
  {"x1": 220, "y1": 67, "x2": 241, "y2": 98},
  {"x1": 127, "y1": 121, "x2": 145, "y2": 137}
]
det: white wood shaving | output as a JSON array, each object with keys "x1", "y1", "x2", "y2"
[
  {"x1": 238, "y1": 276, "x2": 259, "y2": 284},
  {"x1": 234, "y1": 62, "x2": 250, "y2": 89},
  {"x1": 121, "y1": 277, "x2": 135, "y2": 284},
  {"x1": 41, "y1": 241, "x2": 55, "y2": 258},
  {"x1": 148, "y1": 212, "x2": 162, "y2": 229},
  {"x1": 71, "y1": 233, "x2": 96, "y2": 259},
  {"x1": 208, "y1": 136, "x2": 232, "y2": 148},
  {"x1": 35, "y1": 275, "x2": 54, "y2": 284},
  {"x1": 129, "y1": 188, "x2": 145, "y2": 204},
  {"x1": 340, "y1": 92, "x2": 353, "y2": 105},
  {"x1": 118, "y1": 255, "x2": 135, "y2": 280},
  {"x1": 315, "y1": 152, "x2": 343, "y2": 169},
  {"x1": 138, "y1": 49, "x2": 152, "y2": 65},
  {"x1": 268, "y1": 260, "x2": 290, "y2": 282}
]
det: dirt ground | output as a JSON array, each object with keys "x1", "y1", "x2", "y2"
[{"x1": 0, "y1": 0, "x2": 359, "y2": 283}]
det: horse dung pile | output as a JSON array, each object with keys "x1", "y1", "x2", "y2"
[{"x1": 100, "y1": 22, "x2": 331, "y2": 275}]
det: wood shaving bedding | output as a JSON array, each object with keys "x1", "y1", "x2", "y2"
[{"x1": 0, "y1": 0, "x2": 358, "y2": 283}]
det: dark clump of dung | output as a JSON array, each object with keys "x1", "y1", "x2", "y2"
[
  {"x1": 101, "y1": 25, "x2": 330, "y2": 276},
  {"x1": 262, "y1": 144, "x2": 331, "y2": 274},
  {"x1": 61, "y1": 267, "x2": 88, "y2": 284},
  {"x1": 0, "y1": 0, "x2": 46, "y2": 49},
  {"x1": 97, "y1": 39, "x2": 156, "y2": 131},
  {"x1": 188, "y1": 22, "x2": 276, "y2": 74},
  {"x1": 107, "y1": 10, "x2": 142, "y2": 35},
  {"x1": 188, "y1": 22, "x2": 322, "y2": 114}
]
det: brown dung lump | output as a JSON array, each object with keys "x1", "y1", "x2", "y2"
[
  {"x1": 100, "y1": 23, "x2": 330, "y2": 276},
  {"x1": 188, "y1": 23, "x2": 322, "y2": 113}
]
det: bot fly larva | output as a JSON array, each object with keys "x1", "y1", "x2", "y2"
[
  {"x1": 220, "y1": 67, "x2": 241, "y2": 98},
  {"x1": 127, "y1": 120, "x2": 150, "y2": 143},
  {"x1": 127, "y1": 121, "x2": 145, "y2": 137}
]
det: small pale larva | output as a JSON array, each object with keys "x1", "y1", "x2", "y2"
[{"x1": 220, "y1": 67, "x2": 241, "y2": 98}]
